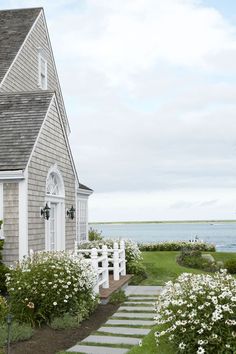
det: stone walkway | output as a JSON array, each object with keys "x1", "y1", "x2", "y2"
[{"x1": 66, "y1": 286, "x2": 162, "y2": 354}]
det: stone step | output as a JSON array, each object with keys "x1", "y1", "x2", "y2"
[
  {"x1": 106, "y1": 319, "x2": 154, "y2": 326},
  {"x1": 127, "y1": 297, "x2": 157, "y2": 301},
  {"x1": 82, "y1": 335, "x2": 140, "y2": 346},
  {"x1": 112, "y1": 312, "x2": 154, "y2": 319},
  {"x1": 98, "y1": 326, "x2": 150, "y2": 336},
  {"x1": 118, "y1": 306, "x2": 154, "y2": 312},
  {"x1": 124, "y1": 301, "x2": 154, "y2": 306},
  {"x1": 67, "y1": 344, "x2": 128, "y2": 353},
  {"x1": 125, "y1": 286, "x2": 162, "y2": 296}
]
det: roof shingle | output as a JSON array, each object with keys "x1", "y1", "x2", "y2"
[
  {"x1": 0, "y1": 7, "x2": 41, "y2": 83},
  {"x1": 0, "y1": 91, "x2": 53, "y2": 171}
]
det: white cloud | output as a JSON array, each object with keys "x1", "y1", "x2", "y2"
[{"x1": 1, "y1": 0, "x2": 236, "y2": 220}]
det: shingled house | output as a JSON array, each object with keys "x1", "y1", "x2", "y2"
[{"x1": 0, "y1": 7, "x2": 93, "y2": 264}]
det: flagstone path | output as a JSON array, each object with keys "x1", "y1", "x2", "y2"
[{"x1": 66, "y1": 286, "x2": 162, "y2": 354}]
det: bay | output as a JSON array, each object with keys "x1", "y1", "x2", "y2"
[{"x1": 89, "y1": 222, "x2": 236, "y2": 252}]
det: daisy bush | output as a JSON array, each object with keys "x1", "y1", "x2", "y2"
[
  {"x1": 139, "y1": 241, "x2": 215, "y2": 252},
  {"x1": 6, "y1": 251, "x2": 97, "y2": 325},
  {"x1": 155, "y1": 270, "x2": 236, "y2": 353}
]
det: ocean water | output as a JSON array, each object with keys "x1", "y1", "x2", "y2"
[{"x1": 89, "y1": 222, "x2": 236, "y2": 252}]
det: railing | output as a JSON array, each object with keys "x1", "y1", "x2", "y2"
[{"x1": 75, "y1": 241, "x2": 126, "y2": 293}]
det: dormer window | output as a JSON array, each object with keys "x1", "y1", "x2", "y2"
[{"x1": 38, "y1": 51, "x2": 47, "y2": 89}]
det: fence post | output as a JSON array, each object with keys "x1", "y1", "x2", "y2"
[
  {"x1": 102, "y1": 245, "x2": 109, "y2": 288},
  {"x1": 113, "y1": 242, "x2": 120, "y2": 281},
  {"x1": 120, "y1": 240, "x2": 126, "y2": 276},
  {"x1": 91, "y1": 248, "x2": 99, "y2": 293},
  {"x1": 74, "y1": 239, "x2": 78, "y2": 255}
]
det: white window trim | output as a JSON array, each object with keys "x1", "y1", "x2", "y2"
[{"x1": 38, "y1": 51, "x2": 48, "y2": 90}]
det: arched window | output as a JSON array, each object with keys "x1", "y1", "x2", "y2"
[{"x1": 46, "y1": 165, "x2": 64, "y2": 197}]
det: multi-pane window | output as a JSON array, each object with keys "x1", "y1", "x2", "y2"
[
  {"x1": 78, "y1": 200, "x2": 87, "y2": 242},
  {"x1": 38, "y1": 53, "x2": 47, "y2": 90}
]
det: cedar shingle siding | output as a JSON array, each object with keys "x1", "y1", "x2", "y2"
[
  {"x1": 2, "y1": 183, "x2": 19, "y2": 265},
  {"x1": 0, "y1": 7, "x2": 81, "y2": 264},
  {"x1": 28, "y1": 99, "x2": 76, "y2": 252},
  {"x1": 0, "y1": 9, "x2": 68, "y2": 132}
]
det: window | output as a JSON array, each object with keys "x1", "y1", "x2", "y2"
[
  {"x1": 38, "y1": 52, "x2": 47, "y2": 89},
  {"x1": 46, "y1": 173, "x2": 60, "y2": 196},
  {"x1": 78, "y1": 200, "x2": 87, "y2": 242}
]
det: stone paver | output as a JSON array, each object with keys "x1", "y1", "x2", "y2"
[
  {"x1": 125, "y1": 297, "x2": 156, "y2": 301},
  {"x1": 125, "y1": 286, "x2": 162, "y2": 296},
  {"x1": 124, "y1": 301, "x2": 154, "y2": 306},
  {"x1": 68, "y1": 344, "x2": 128, "y2": 353},
  {"x1": 98, "y1": 326, "x2": 150, "y2": 336},
  {"x1": 106, "y1": 319, "x2": 154, "y2": 326},
  {"x1": 112, "y1": 312, "x2": 154, "y2": 318},
  {"x1": 82, "y1": 335, "x2": 140, "y2": 346},
  {"x1": 118, "y1": 306, "x2": 154, "y2": 312},
  {"x1": 66, "y1": 286, "x2": 162, "y2": 353}
]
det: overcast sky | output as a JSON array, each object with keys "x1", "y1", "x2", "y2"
[{"x1": 2, "y1": 0, "x2": 236, "y2": 221}]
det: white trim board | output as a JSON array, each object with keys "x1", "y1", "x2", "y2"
[
  {"x1": 18, "y1": 170, "x2": 28, "y2": 259},
  {"x1": 0, "y1": 170, "x2": 24, "y2": 180}
]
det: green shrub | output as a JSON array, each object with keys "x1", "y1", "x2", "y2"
[
  {"x1": 155, "y1": 271, "x2": 236, "y2": 354},
  {"x1": 88, "y1": 227, "x2": 103, "y2": 241},
  {"x1": 127, "y1": 260, "x2": 147, "y2": 285},
  {"x1": 224, "y1": 259, "x2": 236, "y2": 274},
  {"x1": 0, "y1": 240, "x2": 8, "y2": 295},
  {"x1": 6, "y1": 252, "x2": 97, "y2": 326},
  {"x1": 50, "y1": 313, "x2": 81, "y2": 330},
  {"x1": 0, "y1": 264, "x2": 8, "y2": 295},
  {"x1": 0, "y1": 296, "x2": 7, "y2": 324},
  {"x1": 0, "y1": 322, "x2": 33, "y2": 347},
  {"x1": 139, "y1": 241, "x2": 216, "y2": 252},
  {"x1": 109, "y1": 290, "x2": 127, "y2": 304},
  {"x1": 177, "y1": 248, "x2": 219, "y2": 272}
]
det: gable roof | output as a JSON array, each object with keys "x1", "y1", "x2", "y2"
[
  {"x1": 79, "y1": 183, "x2": 93, "y2": 192},
  {"x1": 0, "y1": 7, "x2": 41, "y2": 83},
  {"x1": 0, "y1": 91, "x2": 53, "y2": 171}
]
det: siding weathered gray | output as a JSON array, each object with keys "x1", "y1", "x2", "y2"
[
  {"x1": 28, "y1": 98, "x2": 76, "y2": 252},
  {"x1": 0, "y1": 11, "x2": 68, "y2": 132},
  {"x1": 2, "y1": 183, "x2": 19, "y2": 265}
]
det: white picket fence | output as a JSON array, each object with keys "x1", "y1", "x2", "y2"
[{"x1": 75, "y1": 240, "x2": 126, "y2": 293}]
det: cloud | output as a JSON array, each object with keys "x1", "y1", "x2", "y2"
[{"x1": 1, "y1": 0, "x2": 236, "y2": 219}]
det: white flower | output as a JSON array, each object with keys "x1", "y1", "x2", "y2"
[
  {"x1": 197, "y1": 347, "x2": 205, "y2": 354},
  {"x1": 179, "y1": 342, "x2": 186, "y2": 350},
  {"x1": 53, "y1": 302, "x2": 57, "y2": 306}
]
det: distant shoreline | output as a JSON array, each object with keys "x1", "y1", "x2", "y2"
[{"x1": 90, "y1": 220, "x2": 236, "y2": 225}]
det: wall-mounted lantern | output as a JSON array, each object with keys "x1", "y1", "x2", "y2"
[
  {"x1": 67, "y1": 205, "x2": 75, "y2": 220},
  {"x1": 41, "y1": 203, "x2": 50, "y2": 220}
]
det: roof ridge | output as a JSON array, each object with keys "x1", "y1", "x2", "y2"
[
  {"x1": 0, "y1": 90, "x2": 55, "y2": 96},
  {"x1": 0, "y1": 7, "x2": 43, "y2": 13}
]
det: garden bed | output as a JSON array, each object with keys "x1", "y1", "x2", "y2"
[{"x1": 9, "y1": 303, "x2": 119, "y2": 354}]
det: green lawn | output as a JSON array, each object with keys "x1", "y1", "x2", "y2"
[
  {"x1": 127, "y1": 326, "x2": 174, "y2": 354},
  {"x1": 139, "y1": 251, "x2": 236, "y2": 285}
]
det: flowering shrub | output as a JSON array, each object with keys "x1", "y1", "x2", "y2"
[
  {"x1": 80, "y1": 239, "x2": 143, "y2": 264},
  {"x1": 139, "y1": 241, "x2": 215, "y2": 252},
  {"x1": 6, "y1": 251, "x2": 97, "y2": 325},
  {"x1": 0, "y1": 239, "x2": 8, "y2": 295},
  {"x1": 155, "y1": 270, "x2": 236, "y2": 354},
  {"x1": 0, "y1": 295, "x2": 7, "y2": 323}
]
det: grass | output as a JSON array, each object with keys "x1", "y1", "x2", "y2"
[
  {"x1": 139, "y1": 251, "x2": 236, "y2": 285},
  {"x1": 127, "y1": 326, "x2": 174, "y2": 354}
]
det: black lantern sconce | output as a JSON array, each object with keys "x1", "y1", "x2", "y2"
[
  {"x1": 41, "y1": 203, "x2": 50, "y2": 220},
  {"x1": 67, "y1": 205, "x2": 75, "y2": 220}
]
